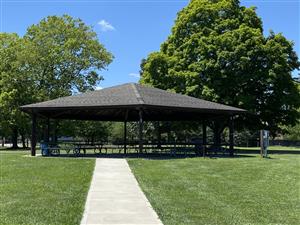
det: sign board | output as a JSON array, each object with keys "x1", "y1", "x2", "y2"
[{"x1": 260, "y1": 130, "x2": 269, "y2": 158}]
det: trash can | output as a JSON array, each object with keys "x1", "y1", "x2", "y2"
[{"x1": 41, "y1": 143, "x2": 49, "y2": 156}]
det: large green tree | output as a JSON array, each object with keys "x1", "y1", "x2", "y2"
[
  {"x1": 24, "y1": 15, "x2": 113, "y2": 100},
  {"x1": 140, "y1": 0, "x2": 300, "y2": 137},
  {"x1": 282, "y1": 82, "x2": 300, "y2": 140},
  {"x1": 0, "y1": 33, "x2": 34, "y2": 148},
  {"x1": 0, "y1": 15, "x2": 113, "y2": 147}
]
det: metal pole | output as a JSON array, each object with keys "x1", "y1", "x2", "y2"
[
  {"x1": 31, "y1": 113, "x2": 37, "y2": 156},
  {"x1": 202, "y1": 121, "x2": 207, "y2": 157},
  {"x1": 124, "y1": 121, "x2": 127, "y2": 154},
  {"x1": 260, "y1": 130, "x2": 263, "y2": 157},
  {"x1": 229, "y1": 116, "x2": 234, "y2": 157},
  {"x1": 138, "y1": 110, "x2": 143, "y2": 154}
]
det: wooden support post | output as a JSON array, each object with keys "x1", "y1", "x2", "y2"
[
  {"x1": 138, "y1": 110, "x2": 143, "y2": 154},
  {"x1": 1, "y1": 137, "x2": 5, "y2": 147},
  {"x1": 31, "y1": 113, "x2": 37, "y2": 156},
  {"x1": 229, "y1": 116, "x2": 234, "y2": 157},
  {"x1": 202, "y1": 121, "x2": 207, "y2": 157},
  {"x1": 155, "y1": 121, "x2": 161, "y2": 149},
  {"x1": 213, "y1": 121, "x2": 221, "y2": 154},
  {"x1": 53, "y1": 120, "x2": 58, "y2": 143},
  {"x1": 124, "y1": 121, "x2": 127, "y2": 154},
  {"x1": 260, "y1": 130, "x2": 264, "y2": 157},
  {"x1": 124, "y1": 110, "x2": 129, "y2": 154},
  {"x1": 46, "y1": 118, "x2": 50, "y2": 143}
]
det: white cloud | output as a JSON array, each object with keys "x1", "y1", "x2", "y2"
[
  {"x1": 98, "y1": 20, "x2": 115, "y2": 32},
  {"x1": 95, "y1": 86, "x2": 103, "y2": 90},
  {"x1": 129, "y1": 73, "x2": 140, "y2": 78}
]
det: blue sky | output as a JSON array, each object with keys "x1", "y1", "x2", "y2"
[{"x1": 1, "y1": 0, "x2": 299, "y2": 88}]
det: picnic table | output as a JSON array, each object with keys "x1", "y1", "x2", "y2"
[
  {"x1": 41, "y1": 142, "x2": 106, "y2": 156},
  {"x1": 40, "y1": 141, "x2": 228, "y2": 157},
  {"x1": 48, "y1": 146, "x2": 60, "y2": 155},
  {"x1": 72, "y1": 143, "x2": 107, "y2": 156}
]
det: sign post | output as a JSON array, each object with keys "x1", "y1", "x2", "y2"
[{"x1": 260, "y1": 130, "x2": 269, "y2": 158}]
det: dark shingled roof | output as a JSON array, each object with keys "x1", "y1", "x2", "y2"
[{"x1": 21, "y1": 83, "x2": 246, "y2": 121}]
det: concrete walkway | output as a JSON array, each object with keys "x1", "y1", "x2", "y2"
[{"x1": 81, "y1": 158, "x2": 163, "y2": 225}]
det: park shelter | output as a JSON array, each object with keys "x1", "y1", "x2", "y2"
[{"x1": 20, "y1": 83, "x2": 246, "y2": 156}]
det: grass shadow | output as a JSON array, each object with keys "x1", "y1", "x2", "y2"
[
  {"x1": 236, "y1": 149, "x2": 300, "y2": 154},
  {"x1": 39, "y1": 152, "x2": 258, "y2": 160}
]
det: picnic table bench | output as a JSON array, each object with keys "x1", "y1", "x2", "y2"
[
  {"x1": 40, "y1": 141, "x2": 227, "y2": 157},
  {"x1": 72, "y1": 144, "x2": 107, "y2": 156},
  {"x1": 41, "y1": 143, "x2": 107, "y2": 156}
]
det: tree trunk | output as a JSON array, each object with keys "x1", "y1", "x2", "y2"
[
  {"x1": 11, "y1": 127, "x2": 19, "y2": 149},
  {"x1": 21, "y1": 133, "x2": 26, "y2": 149},
  {"x1": 212, "y1": 122, "x2": 224, "y2": 154},
  {"x1": 1, "y1": 137, "x2": 4, "y2": 147}
]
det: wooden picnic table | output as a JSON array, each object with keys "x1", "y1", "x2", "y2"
[
  {"x1": 46, "y1": 141, "x2": 231, "y2": 156},
  {"x1": 48, "y1": 146, "x2": 60, "y2": 156},
  {"x1": 72, "y1": 143, "x2": 107, "y2": 155}
]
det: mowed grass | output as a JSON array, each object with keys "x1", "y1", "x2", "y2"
[
  {"x1": 128, "y1": 154, "x2": 300, "y2": 225},
  {"x1": 0, "y1": 152, "x2": 95, "y2": 225}
]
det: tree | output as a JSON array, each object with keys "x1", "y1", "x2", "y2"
[
  {"x1": 24, "y1": 15, "x2": 113, "y2": 100},
  {"x1": 140, "y1": 0, "x2": 300, "y2": 137},
  {"x1": 282, "y1": 82, "x2": 300, "y2": 140},
  {"x1": 0, "y1": 33, "x2": 34, "y2": 148},
  {"x1": 72, "y1": 121, "x2": 111, "y2": 144},
  {"x1": 0, "y1": 15, "x2": 113, "y2": 148},
  {"x1": 283, "y1": 122, "x2": 300, "y2": 141}
]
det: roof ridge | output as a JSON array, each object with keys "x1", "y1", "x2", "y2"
[{"x1": 131, "y1": 83, "x2": 145, "y2": 104}]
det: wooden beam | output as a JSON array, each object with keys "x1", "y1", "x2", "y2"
[
  {"x1": 124, "y1": 110, "x2": 129, "y2": 154},
  {"x1": 46, "y1": 118, "x2": 50, "y2": 143},
  {"x1": 138, "y1": 110, "x2": 143, "y2": 154},
  {"x1": 229, "y1": 116, "x2": 234, "y2": 157},
  {"x1": 53, "y1": 120, "x2": 58, "y2": 143},
  {"x1": 202, "y1": 121, "x2": 207, "y2": 157},
  {"x1": 31, "y1": 113, "x2": 37, "y2": 156},
  {"x1": 155, "y1": 121, "x2": 161, "y2": 149},
  {"x1": 124, "y1": 121, "x2": 127, "y2": 154},
  {"x1": 260, "y1": 130, "x2": 264, "y2": 157}
]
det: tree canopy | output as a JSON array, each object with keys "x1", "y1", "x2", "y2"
[
  {"x1": 0, "y1": 33, "x2": 35, "y2": 147},
  {"x1": 24, "y1": 15, "x2": 113, "y2": 100},
  {"x1": 140, "y1": 0, "x2": 300, "y2": 135},
  {"x1": 0, "y1": 15, "x2": 113, "y2": 147}
]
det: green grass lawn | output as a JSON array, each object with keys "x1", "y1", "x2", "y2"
[
  {"x1": 0, "y1": 152, "x2": 95, "y2": 225},
  {"x1": 128, "y1": 154, "x2": 300, "y2": 225},
  {"x1": 1, "y1": 150, "x2": 300, "y2": 225}
]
